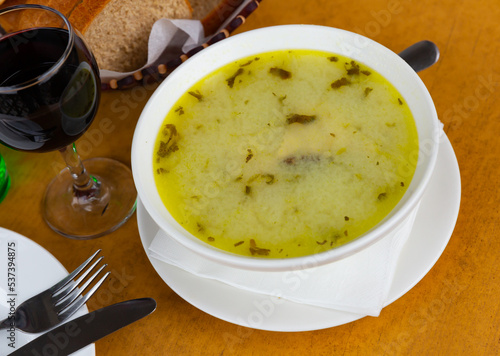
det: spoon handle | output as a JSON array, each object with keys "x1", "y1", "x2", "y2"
[{"x1": 398, "y1": 40, "x2": 440, "y2": 72}]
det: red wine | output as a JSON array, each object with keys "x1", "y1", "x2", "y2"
[{"x1": 0, "y1": 27, "x2": 100, "y2": 152}]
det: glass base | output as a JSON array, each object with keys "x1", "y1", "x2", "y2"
[{"x1": 43, "y1": 157, "x2": 137, "y2": 239}]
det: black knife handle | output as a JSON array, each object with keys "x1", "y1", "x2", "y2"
[{"x1": 9, "y1": 298, "x2": 157, "y2": 356}]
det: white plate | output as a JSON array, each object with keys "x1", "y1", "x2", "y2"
[
  {"x1": 0, "y1": 229, "x2": 95, "y2": 355},
  {"x1": 138, "y1": 135, "x2": 461, "y2": 332}
]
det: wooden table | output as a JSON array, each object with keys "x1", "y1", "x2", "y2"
[{"x1": 1, "y1": 0, "x2": 499, "y2": 354}]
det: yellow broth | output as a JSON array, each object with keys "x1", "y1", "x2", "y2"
[{"x1": 153, "y1": 50, "x2": 418, "y2": 258}]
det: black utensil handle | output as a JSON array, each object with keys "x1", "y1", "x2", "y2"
[{"x1": 398, "y1": 40, "x2": 440, "y2": 72}]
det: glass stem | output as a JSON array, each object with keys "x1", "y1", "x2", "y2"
[{"x1": 59, "y1": 144, "x2": 100, "y2": 198}]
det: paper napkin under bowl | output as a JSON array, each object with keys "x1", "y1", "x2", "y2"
[{"x1": 148, "y1": 204, "x2": 420, "y2": 317}]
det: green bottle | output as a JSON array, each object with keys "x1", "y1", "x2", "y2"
[{"x1": 0, "y1": 153, "x2": 10, "y2": 202}]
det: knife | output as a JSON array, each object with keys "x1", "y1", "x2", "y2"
[{"x1": 9, "y1": 298, "x2": 156, "y2": 356}]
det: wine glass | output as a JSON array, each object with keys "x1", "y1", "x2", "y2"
[{"x1": 0, "y1": 4, "x2": 137, "y2": 239}]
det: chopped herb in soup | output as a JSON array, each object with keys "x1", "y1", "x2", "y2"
[{"x1": 153, "y1": 50, "x2": 418, "y2": 258}]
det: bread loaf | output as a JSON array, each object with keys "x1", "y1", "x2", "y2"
[
  {"x1": 79, "y1": 0, "x2": 192, "y2": 72},
  {"x1": 1, "y1": 0, "x2": 243, "y2": 72}
]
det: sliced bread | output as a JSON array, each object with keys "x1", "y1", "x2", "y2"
[{"x1": 81, "y1": 0, "x2": 192, "y2": 72}]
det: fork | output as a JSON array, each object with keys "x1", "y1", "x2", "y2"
[{"x1": 0, "y1": 250, "x2": 110, "y2": 333}]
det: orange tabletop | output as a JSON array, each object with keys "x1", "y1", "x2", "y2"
[{"x1": 1, "y1": 0, "x2": 499, "y2": 355}]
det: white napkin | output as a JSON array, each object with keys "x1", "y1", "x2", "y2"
[
  {"x1": 148, "y1": 204, "x2": 420, "y2": 317},
  {"x1": 99, "y1": 19, "x2": 204, "y2": 82}
]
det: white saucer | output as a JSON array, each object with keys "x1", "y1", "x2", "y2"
[
  {"x1": 137, "y1": 135, "x2": 461, "y2": 332},
  {"x1": 0, "y1": 229, "x2": 95, "y2": 355}
]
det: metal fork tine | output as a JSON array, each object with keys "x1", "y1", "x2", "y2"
[
  {"x1": 78, "y1": 271, "x2": 110, "y2": 306},
  {"x1": 50, "y1": 250, "x2": 101, "y2": 294},
  {"x1": 58, "y1": 271, "x2": 111, "y2": 318},
  {"x1": 53, "y1": 256, "x2": 104, "y2": 299},
  {"x1": 54, "y1": 288, "x2": 80, "y2": 312},
  {"x1": 55, "y1": 263, "x2": 108, "y2": 310}
]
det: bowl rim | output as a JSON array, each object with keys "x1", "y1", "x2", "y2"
[{"x1": 132, "y1": 24, "x2": 440, "y2": 271}]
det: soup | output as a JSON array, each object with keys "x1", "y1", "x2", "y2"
[{"x1": 153, "y1": 49, "x2": 418, "y2": 258}]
